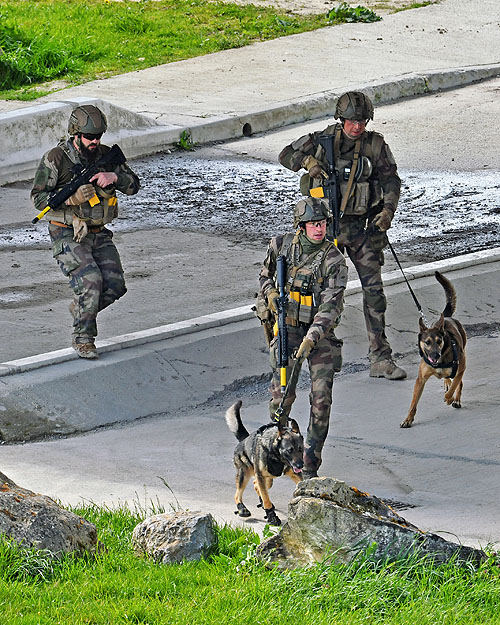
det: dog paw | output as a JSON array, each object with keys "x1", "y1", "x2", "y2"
[
  {"x1": 400, "y1": 419, "x2": 412, "y2": 428},
  {"x1": 452, "y1": 400, "x2": 462, "y2": 409},
  {"x1": 234, "y1": 503, "x2": 251, "y2": 518},
  {"x1": 263, "y1": 505, "x2": 281, "y2": 526}
]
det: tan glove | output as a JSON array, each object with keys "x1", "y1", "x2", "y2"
[
  {"x1": 72, "y1": 215, "x2": 88, "y2": 243},
  {"x1": 302, "y1": 155, "x2": 328, "y2": 180},
  {"x1": 296, "y1": 337, "x2": 315, "y2": 360},
  {"x1": 372, "y1": 207, "x2": 393, "y2": 232},
  {"x1": 66, "y1": 184, "x2": 95, "y2": 206},
  {"x1": 267, "y1": 288, "x2": 279, "y2": 313}
]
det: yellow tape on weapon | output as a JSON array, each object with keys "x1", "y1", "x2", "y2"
[
  {"x1": 310, "y1": 187, "x2": 325, "y2": 198},
  {"x1": 280, "y1": 367, "x2": 287, "y2": 390},
  {"x1": 32, "y1": 205, "x2": 53, "y2": 224}
]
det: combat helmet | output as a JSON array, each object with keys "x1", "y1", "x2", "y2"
[
  {"x1": 68, "y1": 105, "x2": 108, "y2": 136},
  {"x1": 293, "y1": 197, "x2": 331, "y2": 228},
  {"x1": 334, "y1": 91, "x2": 374, "y2": 121}
]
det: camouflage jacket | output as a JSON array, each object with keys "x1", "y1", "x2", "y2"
[
  {"x1": 31, "y1": 139, "x2": 140, "y2": 225},
  {"x1": 259, "y1": 232, "x2": 348, "y2": 345},
  {"x1": 279, "y1": 122, "x2": 401, "y2": 218}
]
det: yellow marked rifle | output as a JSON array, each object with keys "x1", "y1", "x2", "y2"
[
  {"x1": 276, "y1": 254, "x2": 289, "y2": 395},
  {"x1": 310, "y1": 134, "x2": 340, "y2": 245},
  {"x1": 32, "y1": 144, "x2": 126, "y2": 224}
]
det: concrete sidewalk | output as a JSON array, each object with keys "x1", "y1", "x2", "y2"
[
  {"x1": 1, "y1": 256, "x2": 499, "y2": 548},
  {"x1": 1, "y1": 0, "x2": 500, "y2": 183}
]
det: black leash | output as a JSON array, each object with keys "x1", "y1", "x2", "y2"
[
  {"x1": 385, "y1": 238, "x2": 428, "y2": 325},
  {"x1": 355, "y1": 222, "x2": 428, "y2": 325}
]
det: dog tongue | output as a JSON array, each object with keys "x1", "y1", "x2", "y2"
[{"x1": 293, "y1": 467, "x2": 302, "y2": 474}]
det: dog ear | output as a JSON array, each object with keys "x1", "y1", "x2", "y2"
[
  {"x1": 437, "y1": 313, "x2": 445, "y2": 331},
  {"x1": 289, "y1": 418, "x2": 301, "y2": 434},
  {"x1": 419, "y1": 317, "x2": 427, "y2": 331},
  {"x1": 276, "y1": 422, "x2": 284, "y2": 438}
]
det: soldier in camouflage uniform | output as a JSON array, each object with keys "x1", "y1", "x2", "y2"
[
  {"x1": 279, "y1": 91, "x2": 406, "y2": 380},
  {"x1": 259, "y1": 197, "x2": 347, "y2": 478},
  {"x1": 31, "y1": 105, "x2": 140, "y2": 359}
]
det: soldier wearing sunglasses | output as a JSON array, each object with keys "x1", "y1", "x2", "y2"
[{"x1": 31, "y1": 105, "x2": 140, "y2": 359}]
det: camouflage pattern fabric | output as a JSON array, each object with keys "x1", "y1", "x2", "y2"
[
  {"x1": 279, "y1": 122, "x2": 401, "y2": 362},
  {"x1": 31, "y1": 139, "x2": 140, "y2": 224},
  {"x1": 260, "y1": 232, "x2": 347, "y2": 473},
  {"x1": 269, "y1": 326, "x2": 343, "y2": 474},
  {"x1": 49, "y1": 224, "x2": 126, "y2": 339}
]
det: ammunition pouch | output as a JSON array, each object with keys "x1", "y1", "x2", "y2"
[{"x1": 72, "y1": 190, "x2": 118, "y2": 226}]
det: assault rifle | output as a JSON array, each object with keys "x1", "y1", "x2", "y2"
[
  {"x1": 276, "y1": 255, "x2": 289, "y2": 395},
  {"x1": 309, "y1": 134, "x2": 340, "y2": 244},
  {"x1": 32, "y1": 144, "x2": 127, "y2": 224}
]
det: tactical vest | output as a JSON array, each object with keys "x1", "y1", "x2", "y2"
[
  {"x1": 46, "y1": 140, "x2": 119, "y2": 226},
  {"x1": 277, "y1": 233, "x2": 334, "y2": 326},
  {"x1": 300, "y1": 125, "x2": 385, "y2": 216}
]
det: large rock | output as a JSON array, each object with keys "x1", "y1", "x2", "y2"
[
  {"x1": 0, "y1": 472, "x2": 97, "y2": 557},
  {"x1": 132, "y1": 511, "x2": 216, "y2": 564},
  {"x1": 257, "y1": 477, "x2": 485, "y2": 569}
]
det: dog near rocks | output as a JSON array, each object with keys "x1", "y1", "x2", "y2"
[
  {"x1": 401, "y1": 271, "x2": 467, "y2": 428},
  {"x1": 225, "y1": 400, "x2": 303, "y2": 525}
]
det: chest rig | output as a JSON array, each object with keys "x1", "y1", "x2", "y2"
[
  {"x1": 304, "y1": 125, "x2": 385, "y2": 217},
  {"x1": 278, "y1": 232, "x2": 333, "y2": 326},
  {"x1": 49, "y1": 140, "x2": 119, "y2": 226}
]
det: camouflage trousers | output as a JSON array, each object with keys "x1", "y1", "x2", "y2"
[
  {"x1": 49, "y1": 224, "x2": 127, "y2": 339},
  {"x1": 269, "y1": 325, "x2": 343, "y2": 474},
  {"x1": 342, "y1": 230, "x2": 392, "y2": 363}
]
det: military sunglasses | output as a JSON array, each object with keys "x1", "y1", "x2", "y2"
[{"x1": 81, "y1": 132, "x2": 103, "y2": 141}]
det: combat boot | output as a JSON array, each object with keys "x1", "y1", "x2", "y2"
[
  {"x1": 369, "y1": 358, "x2": 406, "y2": 380},
  {"x1": 72, "y1": 337, "x2": 98, "y2": 360}
]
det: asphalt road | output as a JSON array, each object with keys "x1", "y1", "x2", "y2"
[
  {"x1": 1, "y1": 80, "x2": 500, "y2": 550},
  {"x1": 1, "y1": 79, "x2": 499, "y2": 363}
]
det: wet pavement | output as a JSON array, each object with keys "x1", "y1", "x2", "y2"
[{"x1": 2, "y1": 152, "x2": 500, "y2": 264}]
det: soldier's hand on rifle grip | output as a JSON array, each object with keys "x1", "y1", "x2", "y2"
[
  {"x1": 301, "y1": 155, "x2": 328, "y2": 180},
  {"x1": 372, "y1": 207, "x2": 394, "y2": 232},
  {"x1": 65, "y1": 184, "x2": 95, "y2": 206},
  {"x1": 296, "y1": 337, "x2": 315, "y2": 360},
  {"x1": 267, "y1": 288, "x2": 279, "y2": 313}
]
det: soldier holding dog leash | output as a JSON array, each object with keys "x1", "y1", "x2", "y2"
[
  {"x1": 258, "y1": 197, "x2": 347, "y2": 479},
  {"x1": 279, "y1": 91, "x2": 406, "y2": 380}
]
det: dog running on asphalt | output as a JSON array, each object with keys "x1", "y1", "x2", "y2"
[
  {"x1": 400, "y1": 271, "x2": 467, "y2": 428},
  {"x1": 225, "y1": 400, "x2": 304, "y2": 526}
]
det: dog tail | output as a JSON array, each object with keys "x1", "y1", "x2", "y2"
[
  {"x1": 225, "y1": 400, "x2": 249, "y2": 442},
  {"x1": 435, "y1": 270, "x2": 456, "y2": 317}
]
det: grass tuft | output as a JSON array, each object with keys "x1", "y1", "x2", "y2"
[
  {"x1": 1, "y1": 502, "x2": 499, "y2": 623},
  {"x1": 0, "y1": 0, "x2": 382, "y2": 99}
]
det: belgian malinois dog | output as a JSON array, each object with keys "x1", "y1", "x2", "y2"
[
  {"x1": 225, "y1": 400, "x2": 304, "y2": 526},
  {"x1": 401, "y1": 271, "x2": 466, "y2": 428}
]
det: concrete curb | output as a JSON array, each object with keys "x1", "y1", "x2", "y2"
[
  {"x1": 1, "y1": 63, "x2": 499, "y2": 185},
  {"x1": 2, "y1": 246, "x2": 499, "y2": 378}
]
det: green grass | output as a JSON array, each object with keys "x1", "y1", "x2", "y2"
[
  {"x1": 0, "y1": 0, "x2": 381, "y2": 100},
  {"x1": 1, "y1": 502, "x2": 499, "y2": 624}
]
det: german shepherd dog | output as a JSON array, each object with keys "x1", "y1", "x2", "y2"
[
  {"x1": 225, "y1": 400, "x2": 304, "y2": 526},
  {"x1": 401, "y1": 271, "x2": 466, "y2": 428}
]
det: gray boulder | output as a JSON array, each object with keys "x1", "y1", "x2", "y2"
[
  {"x1": 257, "y1": 477, "x2": 485, "y2": 569},
  {"x1": 0, "y1": 472, "x2": 97, "y2": 557},
  {"x1": 132, "y1": 511, "x2": 216, "y2": 564}
]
